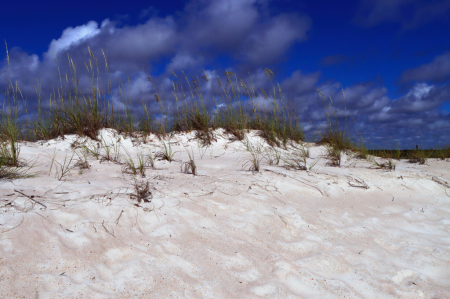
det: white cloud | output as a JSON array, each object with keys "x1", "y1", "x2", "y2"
[
  {"x1": 410, "y1": 83, "x2": 433, "y2": 98},
  {"x1": 28, "y1": 54, "x2": 39, "y2": 71},
  {"x1": 44, "y1": 21, "x2": 100, "y2": 60},
  {"x1": 166, "y1": 53, "x2": 203, "y2": 72}
]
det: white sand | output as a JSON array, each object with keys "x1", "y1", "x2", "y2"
[{"x1": 1, "y1": 129, "x2": 449, "y2": 298}]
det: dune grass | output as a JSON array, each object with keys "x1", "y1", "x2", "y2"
[
  {"x1": 316, "y1": 89, "x2": 355, "y2": 166},
  {"x1": 99, "y1": 134, "x2": 122, "y2": 163},
  {"x1": 0, "y1": 43, "x2": 304, "y2": 152},
  {"x1": 122, "y1": 148, "x2": 147, "y2": 177},
  {"x1": 156, "y1": 140, "x2": 178, "y2": 162},
  {"x1": 262, "y1": 146, "x2": 282, "y2": 165},
  {"x1": 0, "y1": 142, "x2": 35, "y2": 180},
  {"x1": 181, "y1": 146, "x2": 197, "y2": 175},
  {"x1": 0, "y1": 42, "x2": 447, "y2": 180},
  {"x1": 281, "y1": 143, "x2": 320, "y2": 171},
  {"x1": 240, "y1": 137, "x2": 263, "y2": 172},
  {"x1": 48, "y1": 148, "x2": 76, "y2": 181},
  {"x1": 74, "y1": 149, "x2": 91, "y2": 174}
]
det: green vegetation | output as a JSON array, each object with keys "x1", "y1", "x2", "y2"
[
  {"x1": 0, "y1": 42, "x2": 448, "y2": 182},
  {"x1": 48, "y1": 148, "x2": 76, "y2": 181},
  {"x1": 0, "y1": 42, "x2": 304, "y2": 150},
  {"x1": 240, "y1": 137, "x2": 263, "y2": 172},
  {"x1": 156, "y1": 140, "x2": 178, "y2": 162},
  {"x1": 0, "y1": 141, "x2": 34, "y2": 179},
  {"x1": 122, "y1": 148, "x2": 147, "y2": 177},
  {"x1": 181, "y1": 146, "x2": 197, "y2": 175}
]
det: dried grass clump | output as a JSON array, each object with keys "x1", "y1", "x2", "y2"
[
  {"x1": 325, "y1": 145, "x2": 342, "y2": 167},
  {"x1": 372, "y1": 158, "x2": 396, "y2": 170},
  {"x1": 181, "y1": 147, "x2": 197, "y2": 175},
  {"x1": 130, "y1": 179, "x2": 153, "y2": 203},
  {"x1": 282, "y1": 145, "x2": 319, "y2": 171},
  {"x1": 408, "y1": 148, "x2": 432, "y2": 165},
  {"x1": 74, "y1": 150, "x2": 91, "y2": 174}
]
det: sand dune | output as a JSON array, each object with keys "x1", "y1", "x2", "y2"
[{"x1": 1, "y1": 129, "x2": 449, "y2": 298}]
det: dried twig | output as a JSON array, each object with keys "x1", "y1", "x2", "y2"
[
  {"x1": 14, "y1": 189, "x2": 47, "y2": 208},
  {"x1": 1, "y1": 217, "x2": 24, "y2": 234},
  {"x1": 347, "y1": 177, "x2": 369, "y2": 189},
  {"x1": 264, "y1": 169, "x2": 327, "y2": 196},
  {"x1": 115, "y1": 210, "x2": 124, "y2": 226},
  {"x1": 102, "y1": 220, "x2": 115, "y2": 237},
  {"x1": 432, "y1": 176, "x2": 450, "y2": 188}
]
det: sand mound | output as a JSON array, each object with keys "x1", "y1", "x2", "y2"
[{"x1": 1, "y1": 129, "x2": 449, "y2": 298}]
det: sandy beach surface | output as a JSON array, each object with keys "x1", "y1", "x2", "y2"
[{"x1": 1, "y1": 129, "x2": 449, "y2": 298}]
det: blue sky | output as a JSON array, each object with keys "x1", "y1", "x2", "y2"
[{"x1": 1, "y1": 0, "x2": 450, "y2": 148}]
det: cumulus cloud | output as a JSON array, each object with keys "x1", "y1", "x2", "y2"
[
  {"x1": 243, "y1": 14, "x2": 310, "y2": 65},
  {"x1": 400, "y1": 52, "x2": 450, "y2": 83},
  {"x1": 104, "y1": 17, "x2": 178, "y2": 66},
  {"x1": 288, "y1": 78, "x2": 450, "y2": 148},
  {"x1": 281, "y1": 70, "x2": 320, "y2": 94},
  {"x1": 2, "y1": 0, "x2": 310, "y2": 80},
  {"x1": 182, "y1": 0, "x2": 260, "y2": 51},
  {"x1": 354, "y1": 0, "x2": 450, "y2": 29},
  {"x1": 44, "y1": 21, "x2": 101, "y2": 60},
  {"x1": 180, "y1": 0, "x2": 310, "y2": 66},
  {"x1": 391, "y1": 83, "x2": 450, "y2": 113},
  {"x1": 165, "y1": 52, "x2": 205, "y2": 72}
]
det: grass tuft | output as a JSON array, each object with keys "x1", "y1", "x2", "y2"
[
  {"x1": 48, "y1": 148, "x2": 76, "y2": 181},
  {"x1": 408, "y1": 147, "x2": 433, "y2": 165},
  {"x1": 181, "y1": 146, "x2": 197, "y2": 175},
  {"x1": 99, "y1": 134, "x2": 122, "y2": 163},
  {"x1": 240, "y1": 137, "x2": 263, "y2": 172},
  {"x1": 262, "y1": 146, "x2": 282, "y2": 165},
  {"x1": 156, "y1": 140, "x2": 178, "y2": 162},
  {"x1": 74, "y1": 149, "x2": 91, "y2": 174},
  {"x1": 325, "y1": 145, "x2": 342, "y2": 167},
  {"x1": 122, "y1": 148, "x2": 146, "y2": 177},
  {"x1": 0, "y1": 142, "x2": 35, "y2": 180}
]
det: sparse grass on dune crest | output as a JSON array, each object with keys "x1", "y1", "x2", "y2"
[
  {"x1": 315, "y1": 89, "x2": 356, "y2": 167},
  {"x1": 314, "y1": 90, "x2": 404, "y2": 166},
  {"x1": 1, "y1": 42, "x2": 304, "y2": 155},
  {"x1": 317, "y1": 89, "x2": 353, "y2": 150},
  {"x1": 0, "y1": 42, "x2": 447, "y2": 178},
  {"x1": 408, "y1": 147, "x2": 433, "y2": 165}
]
